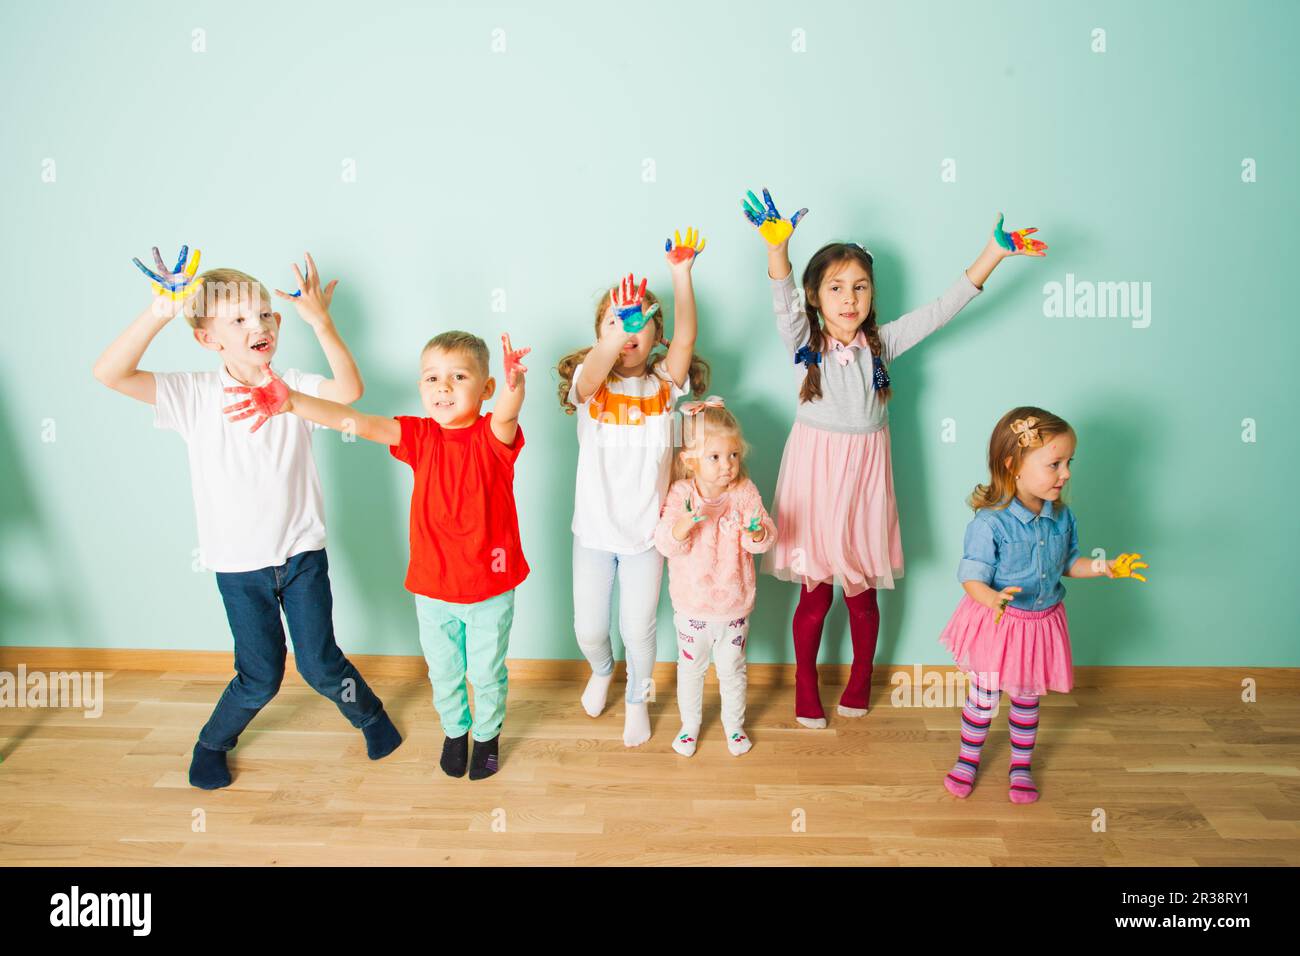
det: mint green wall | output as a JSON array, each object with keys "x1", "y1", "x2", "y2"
[{"x1": 2, "y1": 1, "x2": 1295, "y2": 665}]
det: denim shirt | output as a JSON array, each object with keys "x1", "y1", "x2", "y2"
[{"x1": 956, "y1": 498, "x2": 1079, "y2": 610}]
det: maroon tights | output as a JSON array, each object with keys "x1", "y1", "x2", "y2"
[{"x1": 792, "y1": 581, "x2": 880, "y2": 719}]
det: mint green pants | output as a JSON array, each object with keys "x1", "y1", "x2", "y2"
[{"x1": 414, "y1": 590, "x2": 515, "y2": 742}]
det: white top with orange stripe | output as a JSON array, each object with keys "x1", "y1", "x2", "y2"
[{"x1": 568, "y1": 361, "x2": 688, "y2": 554}]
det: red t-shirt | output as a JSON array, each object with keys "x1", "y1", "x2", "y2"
[{"x1": 389, "y1": 413, "x2": 528, "y2": 603}]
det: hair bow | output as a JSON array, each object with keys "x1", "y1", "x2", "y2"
[
  {"x1": 1010, "y1": 416, "x2": 1041, "y2": 447},
  {"x1": 794, "y1": 344, "x2": 821, "y2": 368},
  {"x1": 871, "y1": 355, "x2": 890, "y2": 390},
  {"x1": 680, "y1": 395, "x2": 726, "y2": 416}
]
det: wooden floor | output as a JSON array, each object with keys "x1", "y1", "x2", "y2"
[{"x1": 2, "y1": 662, "x2": 1298, "y2": 866}]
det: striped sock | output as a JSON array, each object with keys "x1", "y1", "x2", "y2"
[
  {"x1": 944, "y1": 681, "x2": 998, "y2": 798},
  {"x1": 1008, "y1": 695, "x2": 1040, "y2": 803}
]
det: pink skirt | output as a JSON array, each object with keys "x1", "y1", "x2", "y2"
[
  {"x1": 762, "y1": 421, "x2": 903, "y2": 596},
  {"x1": 939, "y1": 594, "x2": 1074, "y2": 697}
]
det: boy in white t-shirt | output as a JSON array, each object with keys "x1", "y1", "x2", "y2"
[{"x1": 93, "y1": 248, "x2": 401, "y2": 789}]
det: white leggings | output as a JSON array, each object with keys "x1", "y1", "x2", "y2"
[
  {"x1": 572, "y1": 538, "x2": 664, "y2": 704},
  {"x1": 673, "y1": 612, "x2": 749, "y2": 733}
]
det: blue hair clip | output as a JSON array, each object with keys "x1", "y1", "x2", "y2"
[
  {"x1": 794, "y1": 344, "x2": 821, "y2": 368},
  {"x1": 871, "y1": 355, "x2": 891, "y2": 390}
]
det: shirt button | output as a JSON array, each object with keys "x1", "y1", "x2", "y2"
[
  {"x1": 1040, "y1": 573, "x2": 1046, "y2": 578},
  {"x1": 1038, "y1": 539, "x2": 1043, "y2": 545}
]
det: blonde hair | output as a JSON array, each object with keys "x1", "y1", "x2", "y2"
[
  {"x1": 422, "y1": 330, "x2": 490, "y2": 378},
  {"x1": 556, "y1": 286, "x2": 710, "y2": 414},
  {"x1": 969, "y1": 405, "x2": 1075, "y2": 511},
  {"x1": 185, "y1": 268, "x2": 271, "y2": 330},
  {"x1": 673, "y1": 403, "x2": 750, "y2": 483}
]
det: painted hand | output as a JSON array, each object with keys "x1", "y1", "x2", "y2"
[
  {"x1": 132, "y1": 244, "x2": 203, "y2": 301},
  {"x1": 610, "y1": 273, "x2": 659, "y2": 333},
  {"x1": 222, "y1": 367, "x2": 290, "y2": 434},
  {"x1": 742, "y1": 187, "x2": 807, "y2": 247},
  {"x1": 994, "y1": 586, "x2": 1023, "y2": 623},
  {"x1": 501, "y1": 333, "x2": 531, "y2": 391},
  {"x1": 744, "y1": 508, "x2": 764, "y2": 535},
  {"x1": 665, "y1": 227, "x2": 707, "y2": 265},
  {"x1": 684, "y1": 496, "x2": 707, "y2": 524},
  {"x1": 274, "y1": 252, "x2": 338, "y2": 311},
  {"x1": 1109, "y1": 552, "x2": 1149, "y2": 582},
  {"x1": 992, "y1": 213, "x2": 1048, "y2": 257}
]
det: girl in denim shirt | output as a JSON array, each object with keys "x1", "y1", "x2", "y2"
[{"x1": 941, "y1": 406, "x2": 1148, "y2": 803}]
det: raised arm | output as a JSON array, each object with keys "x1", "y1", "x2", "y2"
[
  {"x1": 92, "y1": 300, "x2": 175, "y2": 405},
  {"x1": 274, "y1": 252, "x2": 363, "y2": 403},
  {"x1": 663, "y1": 227, "x2": 705, "y2": 389},
  {"x1": 742, "y1": 188, "x2": 811, "y2": 353},
  {"x1": 491, "y1": 333, "x2": 530, "y2": 445},
  {"x1": 574, "y1": 279, "x2": 645, "y2": 404},
  {"x1": 95, "y1": 244, "x2": 205, "y2": 404}
]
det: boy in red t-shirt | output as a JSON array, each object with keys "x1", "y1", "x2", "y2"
[{"x1": 230, "y1": 330, "x2": 531, "y2": 779}]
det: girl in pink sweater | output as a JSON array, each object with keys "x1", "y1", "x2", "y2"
[{"x1": 654, "y1": 398, "x2": 776, "y2": 756}]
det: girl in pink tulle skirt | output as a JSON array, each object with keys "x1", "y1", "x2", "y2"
[
  {"x1": 744, "y1": 187, "x2": 1047, "y2": 728},
  {"x1": 941, "y1": 406, "x2": 1148, "y2": 803}
]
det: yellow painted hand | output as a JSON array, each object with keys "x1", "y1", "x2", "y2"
[
  {"x1": 1110, "y1": 553, "x2": 1149, "y2": 582},
  {"x1": 742, "y1": 187, "x2": 807, "y2": 247}
]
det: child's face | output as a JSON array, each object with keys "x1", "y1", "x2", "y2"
[
  {"x1": 685, "y1": 433, "x2": 743, "y2": 490},
  {"x1": 1012, "y1": 433, "x2": 1076, "y2": 504},
  {"x1": 418, "y1": 347, "x2": 494, "y2": 428},
  {"x1": 599, "y1": 304, "x2": 658, "y2": 372},
  {"x1": 194, "y1": 292, "x2": 281, "y2": 365},
  {"x1": 813, "y1": 259, "x2": 873, "y2": 340}
]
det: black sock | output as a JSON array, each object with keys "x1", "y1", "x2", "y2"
[
  {"x1": 188, "y1": 742, "x2": 232, "y2": 790},
  {"x1": 469, "y1": 735, "x2": 500, "y2": 780},
  {"x1": 362, "y1": 709, "x2": 402, "y2": 760},
  {"x1": 440, "y1": 733, "x2": 469, "y2": 778}
]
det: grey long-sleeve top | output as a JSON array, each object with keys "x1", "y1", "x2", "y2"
[{"x1": 772, "y1": 271, "x2": 982, "y2": 434}]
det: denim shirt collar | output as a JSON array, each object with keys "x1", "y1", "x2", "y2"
[{"x1": 1008, "y1": 496, "x2": 1055, "y2": 525}]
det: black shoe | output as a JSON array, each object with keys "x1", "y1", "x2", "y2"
[
  {"x1": 440, "y1": 734, "x2": 469, "y2": 778},
  {"x1": 469, "y1": 735, "x2": 500, "y2": 780}
]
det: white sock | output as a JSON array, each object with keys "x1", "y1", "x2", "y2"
[
  {"x1": 623, "y1": 701, "x2": 651, "y2": 747},
  {"x1": 796, "y1": 716, "x2": 828, "y2": 729},
  {"x1": 672, "y1": 725, "x2": 699, "y2": 757},
  {"x1": 726, "y1": 728, "x2": 752, "y2": 756},
  {"x1": 581, "y1": 671, "x2": 613, "y2": 718},
  {"x1": 837, "y1": 704, "x2": 868, "y2": 718}
]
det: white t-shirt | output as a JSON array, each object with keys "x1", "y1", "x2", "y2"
[
  {"x1": 154, "y1": 367, "x2": 327, "y2": 573},
  {"x1": 569, "y1": 361, "x2": 687, "y2": 554}
]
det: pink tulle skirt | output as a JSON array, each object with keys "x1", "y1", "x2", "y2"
[
  {"x1": 939, "y1": 594, "x2": 1074, "y2": 697},
  {"x1": 762, "y1": 421, "x2": 903, "y2": 596}
]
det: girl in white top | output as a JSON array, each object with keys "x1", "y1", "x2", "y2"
[{"x1": 556, "y1": 230, "x2": 710, "y2": 747}]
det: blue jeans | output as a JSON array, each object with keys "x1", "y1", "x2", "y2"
[{"x1": 198, "y1": 548, "x2": 385, "y2": 752}]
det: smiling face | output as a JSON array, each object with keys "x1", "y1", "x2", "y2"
[
  {"x1": 683, "y1": 432, "x2": 744, "y2": 495},
  {"x1": 193, "y1": 287, "x2": 281, "y2": 367},
  {"x1": 811, "y1": 258, "x2": 873, "y2": 345},
  {"x1": 1009, "y1": 432, "x2": 1076, "y2": 506},
  {"x1": 418, "y1": 346, "x2": 494, "y2": 428},
  {"x1": 597, "y1": 302, "x2": 659, "y2": 374}
]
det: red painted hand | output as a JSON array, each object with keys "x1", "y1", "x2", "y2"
[
  {"x1": 501, "y1": 334, "x2": 531, "y2": 391},
  {"x1": 222, "y1": 367, "x2": 290, "y2": 434}
]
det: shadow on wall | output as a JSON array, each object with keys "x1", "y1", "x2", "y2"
[
  {"x1": 310, "y1": 283, "x2": 415, "y2": 656},
  {"x1": 1053, "y1": 410, "x2": 1157, "y2": 665},
  {"x1": 0, "y1": 386, "x2": 96, "y2": 759},
  {"x1": 0, "y1": 385, "x2": 93, "y2": 649}
]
